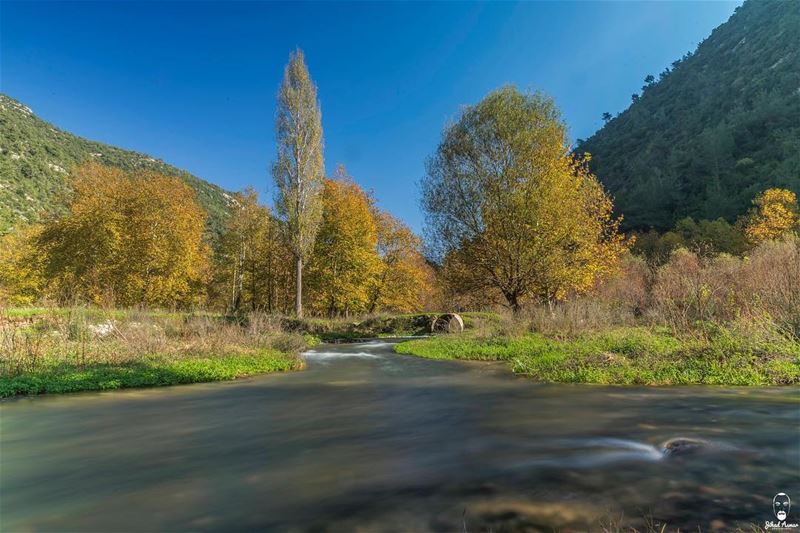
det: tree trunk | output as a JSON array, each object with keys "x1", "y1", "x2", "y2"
[
  {"x1": 235, "y1": 243, "x2": 245, "y2": 313},
  {"x1": 295, "y1": 256, "x2": 303, "y2": 318},
  {"x1": 505, "y1": 291, "x2": 521, "y2": 314},
  {"x1": 230, "y1": 262, "x2": 238, "y2": 314}
]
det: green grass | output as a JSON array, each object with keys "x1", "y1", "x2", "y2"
[
  {"x1": 4, "y1": 307, "x2": 55, "y2": 318},
  {"x1": 395, "y1": 327, "x2": 800, "y2": 386},
  {"x1": 0, "y1": 350, "x2": 303, "y2": 398}
]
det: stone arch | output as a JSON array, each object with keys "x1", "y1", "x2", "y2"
[{"x1": 430, "y1": 313, "x2": 464, "y2": 334}]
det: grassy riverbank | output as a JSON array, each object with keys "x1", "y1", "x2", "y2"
[
  {"x1": 0, "y1": 350, "x2": 303, "y2": 397},
  {"x1": 0, "y1": 308, "x2": 311, "y2": 398},
  {"x1": 396, "y1": 326, "x2": 800, "y2": 386}
]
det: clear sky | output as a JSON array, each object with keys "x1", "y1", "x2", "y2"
[{"x1": 2, "y1": 1, "x2": 740, "y2": 232}]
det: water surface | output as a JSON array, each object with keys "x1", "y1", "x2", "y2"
[{"x1": 2, "y1": 340, "x2": 798, "y2": 531}]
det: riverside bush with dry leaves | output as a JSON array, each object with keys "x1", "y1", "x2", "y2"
[
  {"x1": 500, "y1": 237, "x2": 800, "y2": 341},
  {"x1": 651, "y1": 237, "x2": 800, "y2": 338}
]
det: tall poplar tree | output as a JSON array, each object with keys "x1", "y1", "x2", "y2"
[{"x1": 272, "y1": 49, "x2": 325, "y2": 317}]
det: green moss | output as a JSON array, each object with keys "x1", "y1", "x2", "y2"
[
  {"x1": 395, "y1": 327, "x2": 800, "y2": 386},
  {"x1": 0, "y1": 350, "x2": 303, "y2": 398}
]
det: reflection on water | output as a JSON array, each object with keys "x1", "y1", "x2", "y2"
[{"x1": 1, "y1": 340, "x2": 798, "y2": 531}]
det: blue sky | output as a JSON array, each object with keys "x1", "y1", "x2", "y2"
[{"x1": 2, "y1": 1, "x2": 740, "y2": 232}]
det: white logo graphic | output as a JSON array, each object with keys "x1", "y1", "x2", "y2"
[
  {"x1": 775, "y1": 493, "x2": 792, "y2": 521},
  {"x1": 766, "y1": 493, "x2": 798, "y2": 530}
]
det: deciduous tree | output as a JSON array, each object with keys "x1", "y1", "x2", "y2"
[
  {"x1": 272, "y1": 49, "x2": 325, "y2": 318},
  {"x1": 38, "y1": 163, "x2": 210, "y2": 307},
  {"x1": 0, "y1": 225, "x2": 44, "y2": 305},
  {"x1": 213, "y1": 189, "x2": 295, "y2": 314},
  {"x1": 421, "y1": 86, "x2": 627, "y2": 311},
  {"x1": 368, "y1": 210, "x2": 435, "y2": 313},
  {"x1": 306, "y1": 167, "x2": 380, "y2": 317},
  {"x1": 742, "y1": 188, "x2": 799, "y2": 245}
]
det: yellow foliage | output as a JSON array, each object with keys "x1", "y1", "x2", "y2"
[
  {"x1": 368, "y1": 211, "x2": 436, "y2": 313},
  {"x1": 306, "y1": 168, "x2": 381, "y2": 316},
  {"x1": 423, "y1": 87, "x2": 628, "y2": 310},
  {"x1": 38, "y1": 163, "x2": 210, "y2": 307},
  {"x1": 214, "y1": 178, "x2": 435, "y2": 316},
  {"x1": 742, "y1": 188, "x2": 799, "y2": 245},
  {"x1": 212, "y1": 189, "x2": 294, "y2": 314},
  {"x1": 0, "y1": 225, "x2": 45, "y2": 305}
]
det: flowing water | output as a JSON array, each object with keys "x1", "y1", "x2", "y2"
[{"x1": 2, "y1": 340, "x2": 798, "y2": 531}]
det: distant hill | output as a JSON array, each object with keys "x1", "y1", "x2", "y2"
[
  {"x1": 0, "y1": 93, "x2": 232, "y2": 236},
  {"x1": 578, "y1": 0, "x2": 800, "y2": 230}
]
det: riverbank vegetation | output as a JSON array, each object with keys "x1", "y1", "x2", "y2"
[
  {"x1": 0, "y1": 309, "x2": 309, "y2": 397},
  {"x1": 397, "y1": 326, "x2": 800, "y2": 386},
  {"x1": 0, "y1": 306, "x2": 502, "y2": 396},
  {"x1": 397, "y1": 236, "x2": 800, "y2": 385}
]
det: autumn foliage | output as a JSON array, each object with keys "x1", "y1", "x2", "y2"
[
  {"x1": 1, "y1": 86, "x2": 795, "y2": 319},
  {"x1": 213, "y1": 189, "x2": 294, "y2": 314},
  {"x1": 213, "y1": 166, "x2": 434, "y2": 316},
  {"x1": 0, "y1": 224, "x2": 44, "y2": 305},
  {"x1": 307, "y1": 169, "x2": 381, "y2": 316},
  {"x1": 35, "y1": 163, "x2": 210, "y2": 307},
  {"x1": 422, "y1": 87, "x2": 627, "y2": 311},
  {"x1": 369, "y1": 211, "x2": 436, "y2": 313},
  {"x1": 742, "y1": 188, "x2": 799, "y2": 245},
  {"x1": 305, "y1": 167, "x2": 435, "y2": 316}
]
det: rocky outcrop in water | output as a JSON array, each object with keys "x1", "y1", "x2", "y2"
[{"x1": 661, "y1": 437, "x2": 709, "y2": 457}]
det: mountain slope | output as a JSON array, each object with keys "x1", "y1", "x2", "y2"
[
  {"x1": 578, "y1": 0, "x2": 800, "y2": 230},
  {"x1": 0, "y1": 94, "x2": 232, "y2": 235}
]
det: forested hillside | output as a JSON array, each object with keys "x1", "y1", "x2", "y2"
[
  {"x1": 578, "y1": 0, "x2": 800, "y2": 230},
  {"x1": 0, "y1": 94, "x2": 232, "y2": 235}
]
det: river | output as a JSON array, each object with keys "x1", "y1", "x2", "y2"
[{"x1": 1, "y1": 340, "x2": 798, "y2": 531}]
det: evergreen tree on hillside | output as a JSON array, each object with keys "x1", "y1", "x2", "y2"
[{"x1": 579, "y1": 0, "x2": 800, "y2": 230}]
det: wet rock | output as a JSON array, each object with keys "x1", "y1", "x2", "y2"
[
  {"x1": 661, "y1": 437, "x2": 708, "y2": 457},
  {"x1": 699, "y1": 485, "x2": 724, "y2": 496}
]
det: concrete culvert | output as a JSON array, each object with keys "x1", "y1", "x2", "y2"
[{"x1": 430, "y1": 313, "x2": 464, "y2": 334}]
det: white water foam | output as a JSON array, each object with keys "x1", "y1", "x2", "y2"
[
  {"x1": 509, "y1": 438, "x2": 664, "y2": 470},
  {"x1": 303, "y1": 350, "x2": 382, "y2": 359}
]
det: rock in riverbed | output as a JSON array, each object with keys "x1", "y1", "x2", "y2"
[{"x1": 661, "y1": 437, "x2": 708, "y2": 457}]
